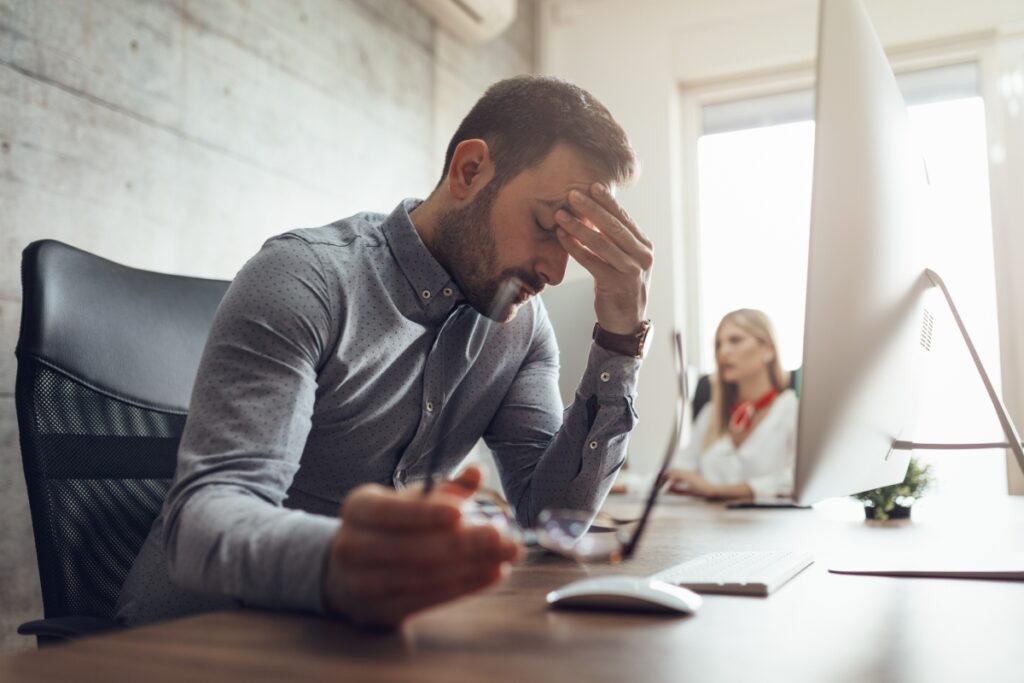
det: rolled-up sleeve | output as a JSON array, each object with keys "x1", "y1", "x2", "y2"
[{"x1": 162, "y1": 235, "x2": 341, "y2": 613}]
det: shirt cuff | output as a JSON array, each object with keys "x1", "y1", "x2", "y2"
[{"x1": 584, "y1": 342, "x2": 642, "y2": 399}]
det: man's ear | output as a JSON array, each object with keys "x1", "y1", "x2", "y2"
[{"x1": 446, "y1": 139, "x2": 495, "y2": 202}]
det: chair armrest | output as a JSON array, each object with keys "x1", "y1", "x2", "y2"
[{"x1": 18, "y1": 616, "x2": 122, "y2": 645}]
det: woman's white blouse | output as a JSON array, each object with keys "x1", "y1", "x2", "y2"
[{"x1": 676, "y1": 389, "x2": 798, "y2": 503}]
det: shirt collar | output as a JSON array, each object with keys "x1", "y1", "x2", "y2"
[{"x1": 380, "y1": 198, "x2": 463, "y2": 320}]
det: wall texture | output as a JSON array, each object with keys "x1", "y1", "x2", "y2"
[{"x1": 0, "y1": 0, "x2": 535, "y2": 652}]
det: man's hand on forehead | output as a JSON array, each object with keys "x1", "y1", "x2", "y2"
[{"x1": 553, "y1": 183, "x2": 653, "y2": 336}]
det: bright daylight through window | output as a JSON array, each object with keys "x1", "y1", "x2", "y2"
[{"x1": 694, "y1": 63, "x2": 1006, "y2": 499}]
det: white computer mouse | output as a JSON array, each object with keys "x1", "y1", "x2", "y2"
[{"x1": 546, "y1": 575, "x2": 703, "y2": 615}]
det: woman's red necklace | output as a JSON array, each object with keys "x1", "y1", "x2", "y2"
[{"x1": 729, "y1": 388, "x2": 779, "y2": 435}]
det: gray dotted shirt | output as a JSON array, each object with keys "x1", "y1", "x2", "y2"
[{"x1": 115, "y1": 199, "x2": 642, "y2": 625}]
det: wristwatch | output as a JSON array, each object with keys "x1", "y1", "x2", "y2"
[{"x1": 592, "y1": 320, "x2": 652, "y2": 359}]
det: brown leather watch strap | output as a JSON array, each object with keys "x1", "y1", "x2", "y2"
[{"x1": 592, "y1": 320, "x2": 652, "y2": 359}]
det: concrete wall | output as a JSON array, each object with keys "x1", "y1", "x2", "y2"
[{"x1": 0, "y1": 0, "x2": 535, "y2": 652}]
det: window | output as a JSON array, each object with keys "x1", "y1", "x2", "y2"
[{"x1": 693, "y1": 63, "x2": 1006, "y2": 497}]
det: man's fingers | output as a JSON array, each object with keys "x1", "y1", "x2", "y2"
[
  {"x1": 335, "y1": 523, "x2": 519, "y2": 569},
  {"x1": 342, "y1": 557, "x2": 511, "y2": 602},
  {"x1": 406, "y1": 465, "x2": 481, "y2": 499},
  {"x1": 588, "y1": 183, "x2": 654, "y2": 250},
  {"x1": 434, "y1": 465, "x2": 482, "y2": 499},
  {"x1": 555, "y1": 209, "x2": 633, "y2": 273},
  {"x1": 555, "y1": 225, "x2": 615, "y2": 277},
  {"x1": 567, "y1": 188, "x2": 653, "y2": 267},
  {"x1": 370, "y1": 563, "x2": 507, "y2": 625},
  {"x1": 342, "y1": 485, "x2": 460, "y2": 532}
]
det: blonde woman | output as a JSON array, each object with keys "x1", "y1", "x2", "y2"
[{"x1": 664, "y1": 309, "x2": 798, "y2": 502}]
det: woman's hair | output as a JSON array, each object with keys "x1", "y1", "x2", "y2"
[{"x1": 703, "y1": 308, "x2": 788, "y2": 449}]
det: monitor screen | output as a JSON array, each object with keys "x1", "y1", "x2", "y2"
[{"x1": 793, "y1": 0, "x2": 937, "y2": 504}]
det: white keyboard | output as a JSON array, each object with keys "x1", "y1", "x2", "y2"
[{"x1": 651, "y1": 550, "x2": 814, "y2": 596}]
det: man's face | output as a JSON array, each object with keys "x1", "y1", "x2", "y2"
[{"x1": 435, "y1": 143, "x2": 608, "y2": 322}]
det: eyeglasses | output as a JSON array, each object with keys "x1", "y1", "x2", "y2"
[
  {"x1": 455, "y1": 330, "x2": 687, "y2": 563},
  {"x1": 460, "y1": 488, "x2": 638, "y2": 553}
]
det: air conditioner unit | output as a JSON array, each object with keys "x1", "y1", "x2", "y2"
[{"x1": 410, "y1": 0, "x2": 517, "y2": 45}]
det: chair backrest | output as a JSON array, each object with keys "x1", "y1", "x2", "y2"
[
  {"x1": 692, "y1": 367, "x2": 803, "y2": 422},
  {"x1": 15, "y1": 240, "x2": 230, "y2": 620}
]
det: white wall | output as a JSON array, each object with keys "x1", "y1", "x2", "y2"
[{"x1": 539, "y1": 0, "x2": 1024, "y2": 476}]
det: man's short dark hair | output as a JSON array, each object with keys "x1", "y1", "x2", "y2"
[{"x1": 439, "y1": 75, "x2": 638, "y2": 189}]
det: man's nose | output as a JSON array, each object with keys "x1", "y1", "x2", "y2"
[{"x1": 537, "y1": 246, "x2": 569, "y2": 287}]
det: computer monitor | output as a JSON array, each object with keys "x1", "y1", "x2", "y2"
[{"x1": 793, "y1": 0, "x2": 1024, "y2": 505}]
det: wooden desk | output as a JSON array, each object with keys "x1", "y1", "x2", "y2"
[{"x1": 4, "y1": 496, "x2": 1023, "y2": 683}]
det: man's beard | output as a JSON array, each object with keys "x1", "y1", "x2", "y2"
[{"x1": 433, "y1": 183, "x2": 545, "y2": 322}]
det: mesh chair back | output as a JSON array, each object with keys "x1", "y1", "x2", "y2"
[{"x1": 15, "y1": 240, "x2": 229, "y2": 619}]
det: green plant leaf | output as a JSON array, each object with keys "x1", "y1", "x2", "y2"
[{"x1": 852, "y1": 457, "x2": 934, "y2": 518}]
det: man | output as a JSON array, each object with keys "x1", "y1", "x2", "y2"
[{"x1": 116, "y1": 75, "x2": 654, "y2": 627}]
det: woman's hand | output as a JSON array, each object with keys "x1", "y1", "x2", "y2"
[{"x1": 662, "y1": 468, "x2": 721, "y2": 498}]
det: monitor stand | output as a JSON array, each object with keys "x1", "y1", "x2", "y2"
[
  {"x1": 830, "y1": 269, "x2": 1024, "y2": 581},
  {"x1": 890, "y1": 269, "x2": 1024, "y2": 472}
]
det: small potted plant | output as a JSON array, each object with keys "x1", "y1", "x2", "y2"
[{"x1": 853, "y1": 458, "x2": 935, "y2": 521}]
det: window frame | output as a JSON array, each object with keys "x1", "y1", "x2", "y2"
[{"x1": 676, "y1": 37, "x2": 997, "y2": 375}]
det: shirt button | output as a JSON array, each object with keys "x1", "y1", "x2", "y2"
[
  {"x1": 421, "y1": 290, "x2": 432, "y2": 300},
  {"x1": 589, "y1": 440, "x2": 599, "y2": 450},
  {"x1": 599, "y1": 371, "x2": 611, "y2": 382},
  {"x1": 442, "y1": 287, "x2": 453, "y2": 297},
  {"x1": 425, "y1": 401, "x2": 434, "y2": 413}
]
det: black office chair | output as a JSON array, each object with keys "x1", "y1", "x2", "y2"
[
  {"x1": 14, "y1": 240, "x2": 229, "y2": 645},
  {"x1": 691, "y1": 367, "x2": 802, "y2": 421}
]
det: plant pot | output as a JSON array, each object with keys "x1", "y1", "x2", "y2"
[{"x1": 863, "y1": 503, "x2": 911, "y2": 521}]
